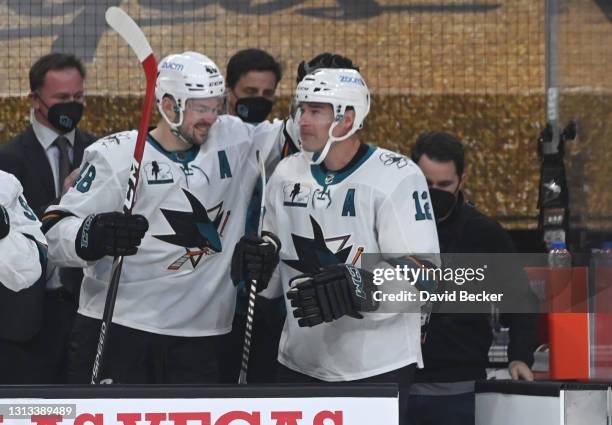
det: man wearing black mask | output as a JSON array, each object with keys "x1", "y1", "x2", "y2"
[
  {"x1": 408, "y1": 132, "x2": 536, "y2": 425},
  {"x1": 220, "y1": 48, "x2": 285, "y2": 383},
  {"x1": 226, "y1": 48, "x2": 282, "y2": 124},
  {"x1": 0, "y1": 53, "x2": 95, "y2": 383}
]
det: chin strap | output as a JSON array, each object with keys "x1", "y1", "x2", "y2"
[
  {"x1": 159, "y1": 105, "x2": 195, "y2": 147},
  {"x1": 169, "y1": 126, "x2": 194, "y2": 146},
  {"x1": 310, "y1": 120, "x2": 353, "y2": 165}
]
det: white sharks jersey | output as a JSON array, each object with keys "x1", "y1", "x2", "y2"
[
  {"x1": 45, "y1": 116, "x2": 283, "y2": 336},
  {"x1": 261, "y1": 145, "x2": 440, "y2": 381},
  {"x1": 0, "y1": 171, "x2": 46, "y2": 292}
]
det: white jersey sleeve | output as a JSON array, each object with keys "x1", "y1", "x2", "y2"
[
  {"x1": 378, "y1": 167, "x2": 440, "y2": 264},
  {"x1": 0, "y1": 171, "x2": 46, "y2": 292},
  {"x1": 44, "y1": 131, "x2": 134, "y2": 268},
  {"x1": 259, "y1": 170, "x2": 283, "y2": 300},
  {"x1": 251, "y1": 118, "x2": 286, "y2": 175}
]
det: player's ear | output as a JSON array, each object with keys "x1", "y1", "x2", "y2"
[
  {"x1": 341, "y1": 108, "x2": 355, "y2": 132},
  {"x1": 161, "y1": 95, "x2": 179, "y2": 122},
  {"x1": 344, "y1": 108, "x2": 355, "y2": 124}
]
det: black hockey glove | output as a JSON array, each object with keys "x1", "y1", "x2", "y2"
[
  {"x1": 0, "y1": 204, "x2": 9, "y2": 240},
  {"x1": 75, "y1": 212, "x2": 149, "y2": 261},
  {"x1": 231, "y1": 231, "x2": 281, "y2": 292},
  {"x1": 287, "y1": 264, "x2": 379, "y2": 327}
]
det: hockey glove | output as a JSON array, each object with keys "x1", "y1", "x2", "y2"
[
  {"x1": 0, "y1": 204, "x2": 9, "y2": 240},
  {"x1": 230, "y1": 231, "x2": 281, "y2": 292},
  {"x1": 287, "y1": 264, "x2": 379, "y2": 327},
  {"x1": 75, "y1": 212, "x2": 149, "y2": 261}
]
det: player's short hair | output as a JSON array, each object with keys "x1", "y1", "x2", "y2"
[
  {"x1": 29, "y1": 53, "x2": 86, "y2": 92},
  {"x1": 296, "y1": 52, "x2": 359, "y2": 84},
  {"x1": 226, "y1": 48, "x2": 282, "y2": 89},
  {"x1": 411, "y1": 131, "x2": 465, "y2": 176}
]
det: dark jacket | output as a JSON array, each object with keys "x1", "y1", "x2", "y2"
[
  {"x1": 0, "y1": 126, "x2": 95, "y2": 218},
  {"x1": 415, "y1": 192, "x2": 537, "y2": 382},
  {"x1": 0, "y1": 125, "x2": 94, "y2": 346}
]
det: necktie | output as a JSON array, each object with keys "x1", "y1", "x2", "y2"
[
  {"x1": 54, "y1": 136, "x2": 72, "y2": 192},
  {"x1": 54, "y1": 136, "x2": 81, "y2": 300}
]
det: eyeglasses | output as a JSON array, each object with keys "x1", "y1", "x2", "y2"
[{"x1": 186, "y1": 101, "x2": 225, "y2": 116}]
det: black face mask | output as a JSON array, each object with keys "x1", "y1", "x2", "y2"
[
  {"x1": 46, "y1": 101, "x2": 84, "y2": 133},
  {"x1": 429, "y1": 188, "x2": 459, "y2": 224},
  {"x1": 235, "y1": 97, "x2": 273, "y2": 124},
  {"x1": 36, "y1": 92, "x2": 84, "y2": 133}
]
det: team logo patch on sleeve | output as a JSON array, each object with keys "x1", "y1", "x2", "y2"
[
  {"x1": 379, "y1": 152, "x2": 409, "y2": 169},
  {"x1": 145, "y1": 161, "x2": 174, "y2": 184},
  {"x1": 99, "y1": 133, "x2": 130, "y2": 148},
  {"x1": 283, "y1": 182, "x2": 311, "y2": 207}
]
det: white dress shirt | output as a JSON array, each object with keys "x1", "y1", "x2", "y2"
[
  {"x1": 30, "y1": 109, "x2": 76, "y2": 289},
  {"x1": 30, "y1": 109, "x2": 76, "y2": 197}
]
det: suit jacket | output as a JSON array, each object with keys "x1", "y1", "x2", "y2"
[
  {"x1": 0, "y1": 125, "x2": 96, "y2": 218},
  {"x1": 0, "y1": 126, "x2": 95, "y2": 342}
]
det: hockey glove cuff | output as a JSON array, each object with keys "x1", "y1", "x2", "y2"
[
  {"x1": 230, "y1": 231, "x2": 281, "y2": 292},
  {"x1": 0, "y1": 204, "x2": 9, "y2": 240},
  {"x1": 75, "y1": 212, "x2": 149, "y2": 261},
  {"x1": 287, "y1": 264, "x2": 379, "y2": 327}
]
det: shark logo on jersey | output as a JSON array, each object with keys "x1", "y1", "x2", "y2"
[
  {"x1": 99, "y1": 133, "x2": 130, "y2": 148},
  {"x1": 312, "y1": 187, "x2": 332, "y2": 209},
  {"x1": 145, "y1": 161, "x2": 174, "y2": 184},
  {"x1": 153, "y1": 189, "x2": 230, "y2": 270},
  {"x1": 283, "y1": 215, "x2": 353, "y2": 274},
  {"x1": 283, "y1": 182, "x2": 311, "y2": 207},
  {"x1": 379, "y1": 152, "x2": 409, "y2": 169}
]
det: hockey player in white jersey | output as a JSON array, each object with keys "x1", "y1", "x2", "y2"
[
  {"x1": 43, "y1": 51, "x2": 284, "y2": 384},
  {"x1": 0, "y1": 171, "x2": 46, "y2": 292},
  {"x1": 0, "y1": 170, "x2": 48, "y2": 383},
  {"x1": 234, "y1": 68, "x2": 439, "y2": 424}
]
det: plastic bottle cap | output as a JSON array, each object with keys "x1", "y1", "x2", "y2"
[
  {"x1": 550, "y1": 241, "x2": 566, "y2": 249},
  {"x1": 603, "y1": 241, "x2": 612, "y2": 251}
]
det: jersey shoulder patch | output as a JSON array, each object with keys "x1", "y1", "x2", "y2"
[
  {"x1": 85, "y1": 131, "x2": 137, "y2": 171},
  {"x1": 357, "y1": 147, "x2": 426, "y2": 195},
  {"x1": 91, "y1": 130, "x2": 137, "y2": 151},
  {"x1": 374, "y1": 148, "x2": 415, "y2": 172}
]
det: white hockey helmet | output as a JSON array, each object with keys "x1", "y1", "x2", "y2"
[
  {"x1": 295, "y1": 68, "x2": 370, "y2": 164},
  {"x1": 155, "y1": 51, "x2": 226, "y2": 132}
]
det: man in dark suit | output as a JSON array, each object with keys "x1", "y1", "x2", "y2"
[{"x1": 0, "y1": 53, "x2": 95, "y2": 383}]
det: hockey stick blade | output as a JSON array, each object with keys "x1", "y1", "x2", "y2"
[
  {"x1": 91, "y1": 7, "x2": 158, "y2": 385},
  {"x1": 105, "y1": 7, "x2": 153, "y2": 63},
  {"x1": 238, "y1": 151, "x2": 267, "y2": 385}
]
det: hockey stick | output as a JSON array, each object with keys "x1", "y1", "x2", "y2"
[
  {"x1": 91, "y1": 6, "x2": 157, "y2": 385},
  {"x1": 238, "y1": 151, "x2": 267, "y2": 384}
]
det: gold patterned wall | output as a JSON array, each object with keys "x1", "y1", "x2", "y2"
[
  {"x1": 0, "y1": 1, "x2": 608, "y2": 229},
  {"x1": 556, "y1": 0, "x2": 612, "y2": 231}
]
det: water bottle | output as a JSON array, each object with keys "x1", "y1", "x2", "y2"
[
  {"x1": 548, "y1": 241, "x2": 571, "y2": 268},
  {"x1": 547, "y1": 241, "x2": 572, "y2": 309},
  {"x1": 602, "y1": 241, "x2": 612, "y2": 260}
]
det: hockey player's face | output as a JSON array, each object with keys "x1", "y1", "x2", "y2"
[
  {"x1": 298, "y1": 103, "x2": 334, "y2": 152},
  {"x1": 417, "y1": 154, "x2": 463, "y2": 193},
  {"x1": 181, "y1": 98, "x2": 223, "y2": 145}
]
